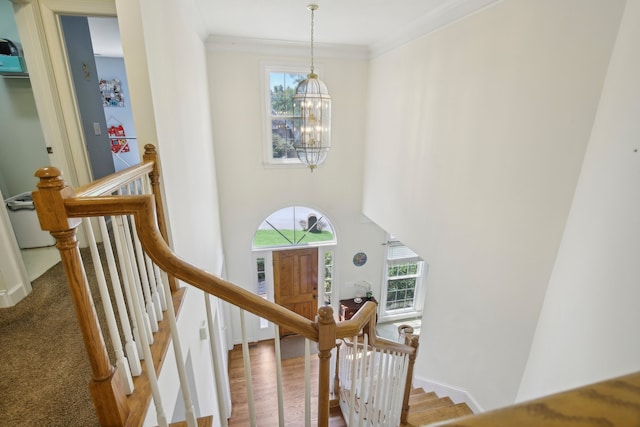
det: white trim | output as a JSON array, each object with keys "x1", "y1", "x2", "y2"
[
  {"x1": 0, "y1": 282, "x2": 32, "y2": 308},
  {"x1": 369, "y1": 0, "x2": 503, "y2": 58},
  {"x1": 412, "y1": 375, "x2": 484, "y2": 415},
  {"x1": 0, "y1": 187, "x2": 31, "y2": 308},
  {"x1": 260, "y1": 62, "x2": 333, "y2": 169},
  {"x1": 206, "y1": 35, "x2": 368, "y2": 60},
  {"x1": 379, "y1": 238, "x2": 426, "y2": 319},
  {"x1": 204, "y1": 1, "x2": 501, "y2": 60}
]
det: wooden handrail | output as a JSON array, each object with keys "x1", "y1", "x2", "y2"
[
  {"x1": 441, "y1": 371, "x2": 640, "y2": 426},
  {"x1": 63, "y1": 195, "x2": 320, "y2": 341},
  {"x1": 33, "y1": 148, "x2": 417, "y2": 426},
  {"x1": 74, "y1": 161, "x2": 155, "y2": 197}
]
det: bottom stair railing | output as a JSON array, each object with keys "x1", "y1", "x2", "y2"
[{"x1": 31, "y1": 145, "x2": 419, "y2": 427}]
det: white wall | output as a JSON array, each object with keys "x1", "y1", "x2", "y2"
[
  {"x1": 116, "y1": 0, "x2": 227, "y2": 419},
  {"x1": 363, "y1": 0, "x2": 625, "y2": 410},
  {"x1": 207, "y1": 47, "x2": 388, "y2": 343},
  {"x1": 136, "y1": 0, "x2": 223, "y2": 275},
  {"x1": 517, "y1": 0, "x2": 640, "y2": 401}
]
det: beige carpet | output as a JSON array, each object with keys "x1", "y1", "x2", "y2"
[{"x1": 0, "y1": 248, "x2": 104, "y2": 426}]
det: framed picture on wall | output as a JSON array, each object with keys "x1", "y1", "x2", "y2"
[{"x1": 99, "y1": 78, "x2": 125, "y2": 107}]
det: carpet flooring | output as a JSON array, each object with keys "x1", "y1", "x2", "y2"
[{"x1": 0, "y1": 248, "x2": 103, "y2": 426}]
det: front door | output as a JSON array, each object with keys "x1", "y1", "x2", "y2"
[{"x1": 273, "y1": 248, "x2": 318, "y2": 337}]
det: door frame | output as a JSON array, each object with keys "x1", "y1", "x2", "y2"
[
  {"x1": 12, "y1": 0, "x2": 118, "y2": 188},
  {"x1": 273, "y1": 247, "x2": 319, "y2": 337},
  {"x1": 252, "y1": 244, "x2": 336, "y2": 341}
]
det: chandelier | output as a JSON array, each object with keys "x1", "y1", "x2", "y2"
[{"x1": 293, "y1": 4, "x2": 332, "y2": 172}]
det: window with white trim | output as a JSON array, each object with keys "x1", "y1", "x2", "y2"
[
  {"x1": 262, "y1": 63, "x2": 322, "y2": 166},
  {"x1": 381, "y1": 240, "x2": 425, "y2": 317},
  {"x1": 323, "y1": 251, "x2": 334, "y2": 305},
  {"x1": 255, "y1": 257, "x2": 268, "y2": 329}
]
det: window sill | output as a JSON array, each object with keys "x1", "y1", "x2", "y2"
[{"x1": 378, "y1": 309, "x2": 422, "y2": 324}]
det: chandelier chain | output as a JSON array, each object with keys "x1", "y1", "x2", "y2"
[{"x1": 309, "y1": 4, "x2": 316, "y2": 74}]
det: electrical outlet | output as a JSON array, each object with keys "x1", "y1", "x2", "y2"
[
  {"x1": 199, "y1": 321, "x2": 208, "y2": 340},
  {"x1": 93, "y1": 122, "x2": 101, "y2": 135}
]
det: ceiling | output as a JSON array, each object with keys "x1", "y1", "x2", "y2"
[{"x1": 89, "y1": 0, "x2": 499, "y2": 57}]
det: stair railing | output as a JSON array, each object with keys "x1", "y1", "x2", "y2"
[
  {"x1": 335, "y1": 319, "x2": 419, "y2": 426},
  {"x1": 33, "y1": 145, "x2": 198, "y2": 426},
  {"x1": 32, "y1": 144, "x2": 417, "y2": 426}
]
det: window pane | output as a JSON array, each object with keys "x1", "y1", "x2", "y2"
[
  {"x1": 324, "y1": 251, "x2": 333, "y2": 305},
  {"x1": 253, "y1": 206, "x2": 336, "y2": 249},
  {"x1": 269, "y1": 72, "x2": 305, "y2": 160},
  {"x1": 256, "y1": 257, "x2": 268, "y2": 329},
  {"x1": 256, "y1": 257, "x2": 266, "y2": 297},
  {"x1": 384, "y1": 240, "x2": 424, "y2": 314}
]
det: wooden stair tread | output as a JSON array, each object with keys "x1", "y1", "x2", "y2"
[
  {"x1": 409, "y1": 391, "x2": 439, "y2": 404},
  {"x1": 411, "y1": 387, "x2": 427, "y2": 395},
  {"x1": 407, "y1": 402, "x2": 474, "y2": 426},
  {"x1": 411, "y1": 396, "x2": 454, "y2": 412},
  {"x1": 168, "y1": 415, "x2": 214, "y2": 427}
]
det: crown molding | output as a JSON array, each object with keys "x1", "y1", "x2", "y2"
[
  {"x1": 206, "y1": 0, "x2": 502, "y2": 60},
  {"x1": 205, "y1": 35, "x2": 369, "y2": 61},
  {"x1": 369, "y1": 0, "x2": 502, "y2": 58}
]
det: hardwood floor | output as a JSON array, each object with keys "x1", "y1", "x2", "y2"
[{"x1": 227, "y1": 339, "x2": 346, "y2": 426}]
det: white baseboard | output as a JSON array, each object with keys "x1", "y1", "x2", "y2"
[
  {"x1": 0, "y1": 282, "x2": 32, "y2": 308},
  {"x1": 412, "y1": 375, "x2": 484, "y2": 415}
]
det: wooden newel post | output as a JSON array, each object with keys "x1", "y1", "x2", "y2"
[
  {"x1": 400, "y1": 332, "x2": 420, "y2": 425},
  {"x1": 143, "y1": 144, "x2": 178, "y2": 292},
  {"x1": 32, "y1": 168, "x2": 130, "y2": 427},
  {"x1": 316, "y1": 306, "x2": 337, "y2": 427}
]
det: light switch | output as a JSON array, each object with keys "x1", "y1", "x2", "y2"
[{"x1": 93, "y1": 122, "x2": 101, "y2": 135}]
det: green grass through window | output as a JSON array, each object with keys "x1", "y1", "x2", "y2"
[{"x1": 253, "y1": 229, "x2": 334, "y2": 247}]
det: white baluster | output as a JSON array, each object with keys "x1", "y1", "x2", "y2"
[
  {"x1": 357, "y1": 334, "x2": 369, "y2": 427},
  {"x1": 127, "y1": 247, "x2": 168, "y2": 427},
  {"x1": 99, "y1": 216, "x2": 142, "y2": 376},
  {"x1": 120, "y1": 213, "x2": 155, "y2": 342},
  {"x1": 348, "y1": 335, "x2": 359, "y2": 426},
  {"x1": 205, "y1": 294, "x2": 230, "y2": 427},
  {"x1": 112, "y1": 214, "x2": 144, "y2": 358},
  {"x1": 128, "y1": 214, "x2": 159, "y2": 330},
  {"x1": 159, "y1": 263, "x2": 197, "y2": 427},
  {"x1": 304, "y1": 338, "x2": 311, "y2": 427},
  {"x1": 153, "y1": 264, "x2": 168, "y2": 311},
  {"x1": 273, "y1": 324, "x2": 285, "y2": 427},
  {"x1": 378, "y1": 349, "x2": 391, "y2": 425},
  {"x1": 366, "y1": 348, "x2": 379, "y2": 424},
  {"x1": 240, "y1": 310, "x2": 257, "y2": 426},
  {"x1": 391, "y1": 353, "x2": 409, "y2": 427},
  {"x1": 383, "y1": 351, "x2": 398, "y2": 425},
  {"x1": 136, "y1": 177, "x2": 164, "y2": 321},
  {"x1": 82, "y1": 218, "x2": 135, "y2": 395}
]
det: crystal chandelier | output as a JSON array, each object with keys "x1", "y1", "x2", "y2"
[{"x1": 293, "y1": 4, "x2": 332, "y2": 172}]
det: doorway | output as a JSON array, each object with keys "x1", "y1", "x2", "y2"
[
  {"x1": 60, "y1": 15, "x2": 140, "y2": 178},
  {"x1": 273, "y1": 247, "x2": 318, "y2": 337}
]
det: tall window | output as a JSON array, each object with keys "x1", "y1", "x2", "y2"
[
  {"x1": 383, "y1": 240, "x2": 424, "y2": 316},
  {"x1": 324, "y1": 251, "x2": 334, "y2": 305},
  {"x1": 255, "y1": 257, "x2": 268, "y2": 329},
  {"x1": 269, "y1": 70, "x2": 305, "y2": 161},
  {"x1": 262, "y1": 64, "x2": 322, "y2": 166}
]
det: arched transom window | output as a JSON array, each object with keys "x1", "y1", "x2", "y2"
[{"x1": 252, "y1": 206, "x2": 337, "y2": 249}]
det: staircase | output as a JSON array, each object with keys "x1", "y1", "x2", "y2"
[{"x1": 402, "y1": 388, "x2": 473, "y2": 427}]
